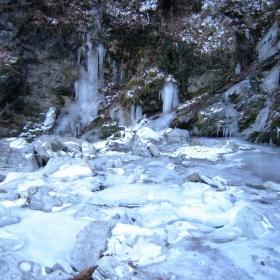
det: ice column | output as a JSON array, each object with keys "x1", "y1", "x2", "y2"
[
  {"x1": 75, "y1": 36, "x2": 105, "y2": 105},
  {"x1": 159, "y1": 83, "x2": 179, "y2": 113},
  {"x1": 130, "y1": 105, "x2": 143, "y2": 123}
]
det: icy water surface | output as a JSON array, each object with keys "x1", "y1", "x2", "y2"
[{"x1": 1, "y1": 136, "x2": 280, "y2": 279}]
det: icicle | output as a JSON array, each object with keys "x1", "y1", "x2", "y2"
[
  {"x1": 130, "y1": 104, "x2": 135, "y2": 123},
  {"x1": 252, "y1": 107, "x2": 270, "y2": 132},
  {"x1": 98, "y1": 44, "x2": 105, "y2": 80},
  {"x1": 130, "y1": 105, "x2": 143, "y2": 123},
  {"x1": 217, "y1": 121, "x2": 223, "y2": 137},
  {"x1": 159, "y1": 83, "x2": 179, "y2": 113},
  {"x1": 135, "y1": 105, "x2": 143, "y2": 121}
]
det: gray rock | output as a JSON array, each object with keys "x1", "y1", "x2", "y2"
[
  {"x1": 92, "y1": 256, "x2": 132, "y2": 280},
  {"x1": 130, "y1": 127, "x2": 163, "y2": 157},
  {"x1": 185, "y1": 173, "x2": 221, "y2": 188},
  {"x1": 27, "y1": 186, "x2": 77, "y2": 212},
  {"x1": 163, "y1": 128, "x2": 190, "y2": 144},
  {"x1": 33, "y1": 135, "x2": 96, "y2": 165},
  {"x1": 0, "y1": 138, "x2": 38, "y2": 178},
  {"x1": 0, "y1": 204, "x2": 20, "y2": 227},
  {"x1": 185, "y1": 172, "x2": 202, "y2": 183},
  {"x1": 52, "y1": 259, "x2": 75, "y2": 275},
  {"x1": 147, "y1": 143, "x2": 161, "y2": 157},
  {"x1": 33, "y1": 135, "x2": 63, "y2": 166},
  {"x1": 188, "y1": 71, "x2": 219, "y2": 95},
  {"x1": 200, "y1": 175, "x2": 221, "y2": 188},
  {"x1": 70, "y1": 220, "x2": 114, "y2": 272}
]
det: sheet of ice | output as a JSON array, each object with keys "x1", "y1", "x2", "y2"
[
  {"x1": 1, "y1": 136, "x2": 280, "y2": 279},
  {"x1": 4, "y1": 207, "x2": 90, "y2": 267}
]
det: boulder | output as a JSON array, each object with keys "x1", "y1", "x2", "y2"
[
  {"x1": 70, "y1": 220, "x2": 114, "y2": 272},
  {"x1": 27, "y1": 186, "x2": 78, "y2": 212},
  {"x1": 0, "y1": 138, "x2": 38, "y2": 178},
  {"x1": 163, "y1": 128, "x2": 189, "y2": 144},
  {"x1": 106, "y1": 223, "x2": 166, "y2": 266},
  {"x1": 147, "y1": 143, "x2": 161, "y2": 157},
  {"x1": 234, "y1": 206, "x2": 270, "y2": 238},
  {"x1": 33, "y1": 135, "x2": 96, "y2": 166},
  {"x1": 43, "y1": 157, "x2": 92, "y2": 178},
  {"x1": 130, "y1": 127, "x2": 163, "y2": 157}
]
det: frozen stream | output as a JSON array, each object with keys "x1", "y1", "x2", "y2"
[{"x1": 0, "y1": 134, "x2": 280, "y2": 280}]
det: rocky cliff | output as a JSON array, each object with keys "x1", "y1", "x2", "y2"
[{"x1": 0, "y1": 0, "x2": 279, "y2": 145}]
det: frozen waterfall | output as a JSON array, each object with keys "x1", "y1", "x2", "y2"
[
  {"x1": 159, "y1": 83, "x2": 179, "y2": 113},
  {"x1": 75, "y1": 37, "x2": 105, "y2": 104},
  {"x1": 54, "y1": 35, "x2": 105, "y2": 137}
]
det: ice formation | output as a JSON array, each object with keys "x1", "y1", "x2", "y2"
[
  {"x1": 75, "y1": 35, "x2": 105, "y2": 104},
  {"x1": 159, "y1": 83, "x2": 179, "y2": 113},
  {"x1": 130, "y1": 105, "x2": 143, "y2": 123},
  {"x1": 54, "y1": 33, "x2": 105, "y2": 137}
]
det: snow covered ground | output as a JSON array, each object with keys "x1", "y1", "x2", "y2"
[{"x1": 0, "y1": 133, "x2": 280, "y2": 279}]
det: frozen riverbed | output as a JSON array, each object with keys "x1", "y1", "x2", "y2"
[{"x1": 0, "y1": 135, "x2": 279, "y2": 280}]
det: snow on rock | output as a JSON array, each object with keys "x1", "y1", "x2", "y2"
[
  {"x1": 70, "y1": 220, "x2": 114, "y2": 272},
  {"x1": 131, "y1": 127, "x2": 163, "y2": 157},
  {"x1": 43, "y1": 157, "x2": 92, "y2": 177},
  {"x1": 27, "y1": 186, "x2": 78, "y2": 212},
  {"x1": 234, "y1": 206, "x2": 272, "y2": 238},
  {"x1": 106, "y1": 223, "x2": 166, "y2": 266},
  {"x1": 93, "y1": 256, "x2": 132, "y2": 280},
  {"x1": 257, "y1": 22, "x2": 280, "y2": 62},
  {"x1": 0, "y1": 204, "x2": 20, "y2": 227},
  {"x1": 0, "y1": 228, "x2": 25, "y2": 252},
  {"x1": 169, "y1": 145, "x2": 231, "y2": 162},
  {"x1": 43, "y1": 107, "x2": 57, "y2": 130},
  {"x1": 0, "y1": 136, "x2": 279, "y2": 279},
  {"x1": 162, "y1": 128, "x2": 190, "y2": 144},
  {"x1": 0, "y1": 138, "x2": 38, "y2": 179},
  {"x1": 261, "y1": 65, "x2": 280, "y2": 94},
  {"x1": 224, "y1": 80, "x2": 251, "y2": 104}
]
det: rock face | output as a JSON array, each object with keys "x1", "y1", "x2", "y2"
[{"x1": 0, "y1": 138, "x2": 38, "y2": 179}]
